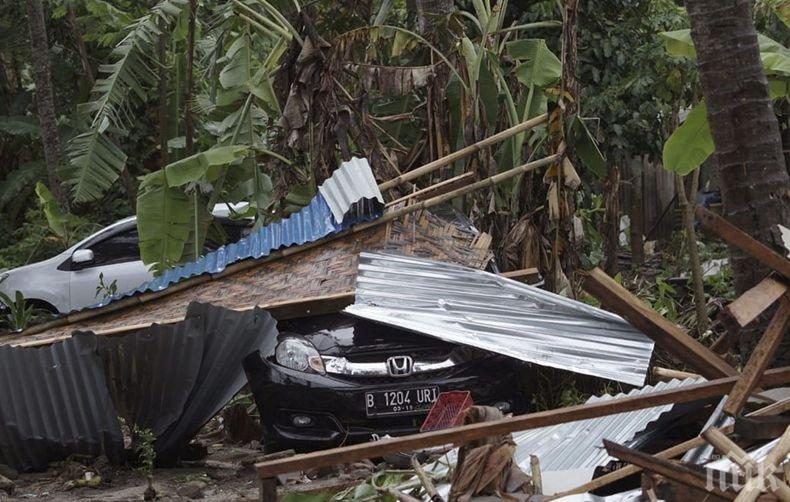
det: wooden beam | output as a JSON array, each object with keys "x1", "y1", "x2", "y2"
[
  {"x1": 378, "y1": 114, "x2": 548, "y2": 191},
  {"x1": 255, "y1": 367, "x2": 790, "y2": 479},
  {"x1": 581, "y1": 267, "x2": 738, "y2": 379},
  {"x1": 696, "y1": 206, "x2": 790, "y2": 281},
  {"x1": 722, "y1": 275, "x2": 788, "y2": 329},
  {"x1": 603, "y1": 439, "x2": 736, "y2": 500},
  {"x1": 500, "y1": 268, "x2": 541, "y2": 284},
  {"x1": 548, "y1": 397, "x2": 790, "y2": 499},
  {"x1": 724, "y1": 297, "x2": 790, "y2": 416}
]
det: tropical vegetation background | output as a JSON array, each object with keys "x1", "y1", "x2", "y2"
[{"x1": 0, "y1": 0, "x2": 788, "y2": 336}]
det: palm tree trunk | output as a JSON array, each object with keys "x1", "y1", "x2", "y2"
[
  {"x1": 686, "y1": 0, "x2": 790, "y2": 294},
  {"x1": 25, "y1": 0, "x2": 69, "y2": 210}
]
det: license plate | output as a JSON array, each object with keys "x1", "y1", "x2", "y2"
[{"x1": 365, "y1": 387, "x2": 439, "y2": 417}]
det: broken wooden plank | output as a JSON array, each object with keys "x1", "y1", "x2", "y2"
[
  {"x1": 696, "y1": 206, "x2": 790, "y2": 281},
  {"x1": 724, "y1": 297, "x2": 790, "y2": 416},
  {"x1": 723, "y1": 275, "x2": 788, "y2": 328},
  {"x1": 500, "y1": 268, "x2": 541, "y2": 283},
  {"x1": 581, "y1": 267, "x2": 738, "y2": 379},
  {"x1": 256, "y1": 367, "x2": 790, "y2": 479},
  {"x1": 734, "y1": 426, "x2": 790, "y2": 502},
  {"x1": 603, "y1": 439, "x2": 736, "y2": 500},
  {"x1": 702, "y1": 427, "x2": 790, "y2": 500}
]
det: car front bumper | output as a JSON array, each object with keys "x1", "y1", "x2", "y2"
[{"x1": 243, "y1": 351, "x2": 526, "y2": 452}]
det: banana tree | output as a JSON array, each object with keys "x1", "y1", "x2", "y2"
[{"x1": 661, "y1": 29, "x2": 790, "y2": 175}]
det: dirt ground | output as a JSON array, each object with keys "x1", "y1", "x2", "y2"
[{"x1": 0, "y1": 444, "x2": 266, "y2": 501}]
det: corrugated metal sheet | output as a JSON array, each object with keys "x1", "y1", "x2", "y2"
[
  {"x1": 91, "y1": 159, "x2": 384, "y2": 310},
  {"x1": 93, "y1": 318, "x2": 205, "y2": 436},
  {"x1": 319, "y1": 157, "x2": 384, "y2": 223},
  {"x1": 155, "y1": 302, "x2": 278, "y2": 456},
  {"x1": 344, "y1": 252, "x2": 655, "y2": 385},
  {"x1": 512, "y1": 378, "x2": 703, "y2": 474},
  {"x1": 0, "y1": 334, "x2": 124, "y2": 471}
]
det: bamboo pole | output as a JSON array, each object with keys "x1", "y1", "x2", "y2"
[
  {"x1": 386, "y1": 172, "x2": 476, "y2": 208},
  {"x1": 378, "y1": 114, "x2": 549, "y2": 191}
]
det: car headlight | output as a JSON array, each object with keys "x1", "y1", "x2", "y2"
[
  {"x1": 275, "y1": 337, "x2": 325, "y2": 373},
  {"x1": 0, "y1": 272, "x2": 8, "y2": 286}
]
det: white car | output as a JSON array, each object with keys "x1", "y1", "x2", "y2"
[{"x1": 0, "y1": 207, "x2": 251, "y2": 315}]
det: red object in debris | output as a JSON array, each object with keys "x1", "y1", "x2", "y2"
[{"x1": 420, "y1": 391, "x2": 474, "y2": 432}]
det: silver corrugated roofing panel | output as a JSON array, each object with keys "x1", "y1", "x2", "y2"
[
  {"x1": 318, "y1": 157, "x2": 384, "y2": 224},
  {"x1": 344, "y1": 252, "x2": 655, "y2": 385},
  {"x1": 512, "y1": 378, "x2": 702, "y2": 475}
]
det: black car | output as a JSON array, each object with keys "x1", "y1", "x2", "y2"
[{"x1": 243, "y1": 313, "x2": 528, "y2": 452}]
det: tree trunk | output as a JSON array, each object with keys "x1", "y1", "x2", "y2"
[
  {"x1": 415, "y1": 0, "x2": 455, "y2": 37},
  {"x1": 677, "y1": 169, "x2": 709, "y2": 334},
  {"x1": 630, "y1": 162, "x2": 644, "y2": 267},
  {"x1": 686, "y1": 0, "x2": 790, "y2": 294},
  {"x1": 603, "y1": 166, "x2": 620, "y2": 275},
  {"x1": 66, "y1": 2, "x2": 93, "y2": 89},
  {"x1": 184, "y1": 0, "x2": 196, "y2": 156},
  {"x1": 25, "y1": 0, "x2": 69, "y2": 210}
]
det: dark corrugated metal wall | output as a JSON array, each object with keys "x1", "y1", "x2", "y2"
[
  {"x1": 0, "y1": 302, "x2": 279, "y2": 471},
  {"x1": 0, "y1": 334, "x2": 124, "y2": 471}
]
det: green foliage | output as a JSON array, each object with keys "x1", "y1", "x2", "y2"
[
  {"x1": 35, "y1": 182, "x2": 88, "y2": 246},
  {"x1": 578, "y1": 0, "x2": 694, "y2": 163},
  {"x1": 136, "y1": 171, "x2": 193, "y2": 274},
  {"x1": 509, "y1": 39, "x2": 562, "y2": 87},
  {"x1": 132, "y1": 425, "x2": 156, "y2": 474},
  {"x1": 662, "y1": 102, "x2": 713, "y2": 175},
  {"x1": 95, "y1": 272, "x2": 119, "y2": 300},
  {"x1": 569, "y1": 116, "x2": 607, "y2": 179},
  {"x1": 660, "y1": 29, "x2": 789, "y2": 174},
  {"x1": 0, "y1": 291, "x2": 34, "y2": 332},
  {"x1": 62, "y1": 0, "x2": 189, "y2": 202},
  {"x1": 0, "y1": 116, "x2": 39, "y2": 137}
]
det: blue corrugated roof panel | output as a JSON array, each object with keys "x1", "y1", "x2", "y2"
[{"x1": 90, "y1": 175, "x2": 383, "y2": 310}]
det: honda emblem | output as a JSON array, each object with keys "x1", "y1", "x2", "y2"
[{"x1": 386, "y1": 355, "x2": 413, "y2": 377}]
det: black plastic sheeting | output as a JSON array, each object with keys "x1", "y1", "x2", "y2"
[
  {"x1": 0, "y1": 334, "x2": 124, "y2": 471},
  {"x1": 0, "y1": 302, "x2": 278, "y2": 471}
]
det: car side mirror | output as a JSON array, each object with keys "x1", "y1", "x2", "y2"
[{"x1": 72, "y1": 249, "x2": 94, "y2": 267}]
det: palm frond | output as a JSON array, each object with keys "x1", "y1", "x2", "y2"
[
  {"x1": 0, "y1": 161, "x2": 45, "y2": 211},
  {"x1": 0, "y1": 116, "x2": 39, "y2": 137},
  {"x1": 62, "y1": 0, "x2": 188, "y2": 203}
]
